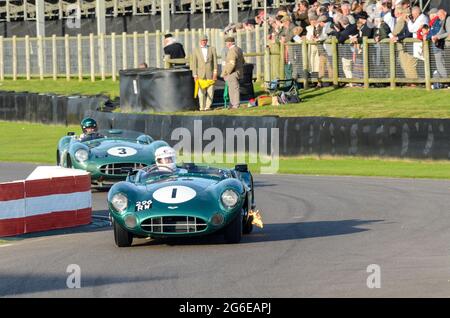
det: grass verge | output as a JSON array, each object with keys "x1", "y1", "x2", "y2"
[
  {"x1": 1, "y1": 79, "x2": 450, "y2": 118},
  {"x1": 1, "y1": 121, "x2": 450, "y2": 179}
]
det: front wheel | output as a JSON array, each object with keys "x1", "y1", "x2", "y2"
[
  {"x1": 224, "y1": 211, "x2": 243, "y2": 244},
  {"x1": 113, "y1": 219, "x2": 133, "y2": 247}
]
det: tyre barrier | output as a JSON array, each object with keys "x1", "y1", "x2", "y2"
[
  {"x1": 0, "y1": 166, "x2": 92, "y2": 237},
  {"x1": 85, "y1": 110, "x2": 450, "y2": 159},
  {"x1": 0, "y1": 91, "x2": 109, "y2": 125}
]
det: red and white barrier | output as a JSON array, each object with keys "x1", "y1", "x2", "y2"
[{"x1": 0, "y1": 166, "x2": 92, "y2": 237}]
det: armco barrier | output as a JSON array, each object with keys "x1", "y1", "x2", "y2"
[
  {"x1": 85, "y1": 110, "x2": 450, "y2": 159},
  {"x1": 0, "y1": 91, "x2": 109, "y2": 125},
  {"x1": 0, "y1": 166, "x2": 92, "y2": 237}
]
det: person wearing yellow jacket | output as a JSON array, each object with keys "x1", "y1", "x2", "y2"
[{"x1": 191, "y1": 35, "x2": 218, "y2": 111}]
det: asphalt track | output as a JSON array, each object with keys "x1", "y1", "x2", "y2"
[{"x1": 1, "y1": 162, "x2": 450, "y2": 297}]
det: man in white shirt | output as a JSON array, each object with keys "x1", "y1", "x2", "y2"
[{"x1": 407, "y1": 6, "x2": 429, "y2": 38}]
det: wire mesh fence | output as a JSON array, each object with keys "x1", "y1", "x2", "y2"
[{"x1": 287, "y1": 38, "x2": 450, "y2": 89}]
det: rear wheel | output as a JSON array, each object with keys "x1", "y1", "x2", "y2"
[
  {"x1": 66, "y1": 156, "x2": 72, "y2": 168},
  {"x1": 224, "y1": 211, "x2": 243, "y2": 244},
  {"x1": 113, "y1": 219, "x2": 133, "y2": 247}
]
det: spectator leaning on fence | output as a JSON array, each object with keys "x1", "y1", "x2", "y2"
[
  {"x1": 317, "y1": 15, "x2": 334, "y2": 87},
  {"x1": 391, "y1": 6, "x2": 417, "y2": 80},
  {"x1": 407, "y1": 6, "x2": 429, "y2": 38},
  {"x1": 431, "y1": 8, "x2": 450, "y2": 80}
]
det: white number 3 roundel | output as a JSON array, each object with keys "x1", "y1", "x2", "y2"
[{"x1": 107, "y1": 147, "x2": 137, "y2": 157}]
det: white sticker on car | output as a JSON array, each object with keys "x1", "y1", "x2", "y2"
[
  {"x1": 107, "y1": 146, "x2": 137, "y2": 157},
  {"x1": 152, "y1": 186, "x2": 196, "y2": 204}
]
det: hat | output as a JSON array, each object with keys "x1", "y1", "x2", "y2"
[
  {"x1": 317, "y1": 15, "x2": 328, "y2": 23},
  {"x1": 281, "y1": 15, "x2": 291, "y2": 23},
  {"x1": 164, "y1": 33, "x2": 173, "y2": 39},
  {"x1": 429, "y1": 8, "x2": 438, "y2": 15},
  {"x1": 355, "y1": 11, "x2": 369, "y2": 20},
  {"x1": 225, "y1": 36, "x2": 235, "y2": 43},
  {"x1": 200, "y1": 34, "x2": 208, "y2": 40}
]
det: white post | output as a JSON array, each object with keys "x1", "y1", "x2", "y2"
[
  {"x1": 161, "y1": 0, "x2": 171, "y2": 33},
  {"x1": 96, "y1": 0, "x2": 106, "y2": 35},
  {"x1": 229, "y1": 0, "x2": 238, "y2": 24},
  {"x1": 36, "y1": 0, "x2": 45, "y2": 37}
]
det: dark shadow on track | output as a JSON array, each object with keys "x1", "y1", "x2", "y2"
[
  {"x1": 131, "y1": 219, "x2": 383, "y2": 247},
  {"x1": 0, "y1": 273, "x2": 176, "y2": 297}
]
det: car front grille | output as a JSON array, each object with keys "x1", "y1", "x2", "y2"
[
  {"x1": 141, "y1": 216, "x2": 208, "y2": 233},
  {"x1": 99, "y1": 163, "x2": 147, "y2": 175}
]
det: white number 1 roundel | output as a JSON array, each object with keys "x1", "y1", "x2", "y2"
[
  {"x1": 152, "y1": 186, "x2": 197, "y2": 204},
  {"x1": 107, "y1": 147, "x2": 137, "y2": 157}
]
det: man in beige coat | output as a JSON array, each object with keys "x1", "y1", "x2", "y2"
[
  {"x1": 191, "y1": 35, "x2": 218, "y2": 111},
  {"x1": 221, "y1": 36, "x2": 245, "y2": 109}
]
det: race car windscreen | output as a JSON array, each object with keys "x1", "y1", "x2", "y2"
[{"x1": 139, "y1": 166, "x2": 229, "y2": 184}]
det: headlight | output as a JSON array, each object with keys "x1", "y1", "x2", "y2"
[
  {"x1": 74, "y1": 149, "x2": 89, "y2": 162},
  {"x1": 111, "y1": 193, "x2": 128, "y2": 213},
  {"x1": 221, "y1": 189, "x2": 239, "y2": 208}
]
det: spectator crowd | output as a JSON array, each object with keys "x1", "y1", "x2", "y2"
[{"x1": 224, "y1": 0, "x2": 450, "y2": 88}]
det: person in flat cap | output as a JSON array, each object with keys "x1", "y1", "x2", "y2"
[
  {"x1": 163, "y1": 33, "x2": 186, "y2": 66},
  {"x1": 191, "y1": 34, "x2": 218, "y2": 111},
  {"x1": 221, "y1": 37, "x2": 245, "y2": 109}
]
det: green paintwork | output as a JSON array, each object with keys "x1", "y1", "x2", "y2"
[
  {"x1": 57, "y1": 129, "x2": 169, "y2": 184},
  {"x1": 108, "y1": 165, "x2": 254, "y2": 239}
]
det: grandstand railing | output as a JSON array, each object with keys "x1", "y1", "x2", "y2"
[{"x1": 0, "y1": 0, "x2": 296, "y2": 21}]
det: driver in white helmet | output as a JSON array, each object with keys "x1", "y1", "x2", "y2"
[{"x1": 152, "y1": 146, "x2": 187, "y2": 173}]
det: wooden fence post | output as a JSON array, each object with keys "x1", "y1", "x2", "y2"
[
  {"x1": 144, "y1": 31, "x2": 149, "y2": 66},
  {"x1": 90, "y1": 33, "x2": 95, "y2": 82},
  {"x1": 156, "y1": 30, "x2": 161, "y2": 68},
  {"x1": 65, "y1": 34, "x2": 71, "y2": 81},
  {"x1": 363, "y1": 36, "x2": 369, "y2": 89},
  {"x1": 389, "y1": 40, "x2": 396, "y2": 90},
  {"x1": 332, "y1": 37, "x2": 339, "y2": 87},
  {"x1": 133, "y1": 31, "x2": 138, "y2": 68},
  {"x1": 100, "y1": 32, "x2": 105, "y2": 80},
  {"x1": 77, "y1": 34, "x2": 82, "y2": 81},
  {"x1": 255, "y1": 25, "x2": 262, "y2": 81},
  {"x1": 302, "y1": 39, "x2": 309, "y2": 89},
  {"x1": 279, "y1": 42, "x2": 285, "y2": 80},
  {"x1": 52, "y1": 35, "x2": 57, "y2": 80},
  {"x1": 38, "y1": 35, "x2": 44, "y2": 80},
  {"x1": 25, "y1": 35, "x2": 31, "y2": 80},
  {"x1": 112, "y1": 32, "x2": 117, "y2": 81},
  {"x1": 164, "y1": 54, "x2": 171, "y2": 69},
  {"x1": 264, "y1": 46, "x2": 271, "y2": 82},
  {"x1": 122, "y1": 32, "x2": 127, "y2": 70},
  {"x1": 0, "y1": 36, "x2": 4, "y2": 81},
  {"x1": 12, "y1": 36, "x2": 17, "y2": 80},
  {"x1": 423, "y1": 40, "x2": 431, "y2": 91}
]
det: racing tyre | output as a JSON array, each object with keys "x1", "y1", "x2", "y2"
[
  {"x1": 66, "y1": 156, "x2": 72, "y2": 168},
  {"x1": 113, "y1": 220, "x2": 133, "y2": 247},
  {"x1": 224, "y1": 211, "x2": 243, "y2": 244},
  {"x1": 243, "y1": 214, "x2": 253, "y2": 234},
  {"x1": 56, "y1": 151, "x2": 60, "y2": 166}
]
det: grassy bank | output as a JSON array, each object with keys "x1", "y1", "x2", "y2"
[
  {"x1": 1, "y1": 79, "x2": 450, "y2": 118},
  {"x1": 1, "y1": 121, "x2": 450, "y2": 179}
]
